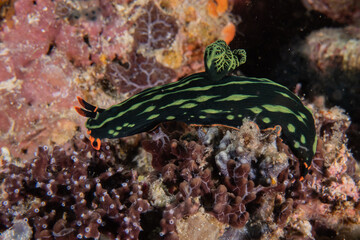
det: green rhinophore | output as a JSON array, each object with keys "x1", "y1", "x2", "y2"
[{"x1": 204, "y1": 40, "x2": 246, "y2": 81}]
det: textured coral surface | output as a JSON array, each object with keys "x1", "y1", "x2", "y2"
[
  {"x1": 0, "y1": 137, "x2": 151, "y2": 239},
  {"x1": 299, "y1": 24, "x2": 360, "y2": 161},
  {"x1": 1, "y1": 101, "x2": 358, "y2": 240},
  {"x1": 0, "y1": 0, "x2": 236, "y2": 160},
  {"x1": 302, "y1": 26, "x2": 360, "y2": 73}
]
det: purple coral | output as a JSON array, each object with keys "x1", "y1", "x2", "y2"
[
  {"x1": 102, "y1": 1, "x2": 180, "y2": 95},
  {"x1": 0, "y1": 138, "x2": 150, "y2": 240},
  {"x1": 142, "y1": 122, "x2": 285, "y2": 238},
  {"x1": 141, "y1": 109, "x2": 359, "y2": 239},
  {"x1": 105, "y1": 52, "x2": 176, "y2": 95},
  {"x1": 134, "y1": 1, "x2": 179, "y2": 49}
]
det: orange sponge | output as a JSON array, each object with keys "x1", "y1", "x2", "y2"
[
  {"x1": 221, "y1": 22, "x2": 236, "y2": 44},
  {"x1": 207, "y1": 0, "x2": 228, "y2": 17}
]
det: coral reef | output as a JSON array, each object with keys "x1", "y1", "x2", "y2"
[
  {"x1": 141, "y1": 99, "x2": 359, "y2": 239},
  {"x1": 1, "y1": 1, "x2": 359, "y2": 240},
  {"x1": 104, "y1": 51, "x2": 177, "y2": 96},
  {"x1": 0, "y1": 0, "x2": 237, "y2": 159},
  {"x1": 0, "y1": 137, "x2": 151, "y2": 239},
  {"x1": 134, "y1": 2, "x2": 178, "y2": 50},
  {"x1": 1, "y1": 98, "x2": 359, "y2": 239},
  {"x1": 297, "y1": 0, "x2": 360, "y2": 164},
  {"x1": 141, "y1": 121, "x2": 288, "y2": 239},
  {"x1": 0, "y1": 0, "x2": 130, "y2": 159},
  {"x1": 102, "y1": 0, "x2": 239, "y2": 96},
  {"x1": 299, "y1": 24, "x2": 360, "y2": 159}
]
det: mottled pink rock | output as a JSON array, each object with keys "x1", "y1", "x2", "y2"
[
  {"x1": 1, "y1": 0, "x2": 58, "y2": 68},
  {"x1": 55, "y1": 23, "x2": 91, "y2": 66},
  {"x1": 0, "y1": 51, "x2": 80, "y2": 159},
  {"x1": 0, "y1": 0, "x2": 132, "y2": 159},
  {"x1": 94, "y1": 18, "x2": 129, "y2": 63},
  {"x1": 53, "y1": 0, "x2": 129, "y2": 66}
]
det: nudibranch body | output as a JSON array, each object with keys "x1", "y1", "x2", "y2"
[{"x1": 75, "y1": 40, "x2": 317, "y2": 178}]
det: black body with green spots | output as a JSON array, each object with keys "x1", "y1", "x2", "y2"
[{"x1": 81, "y1": 40, "x2": 317, "y2": 177}]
